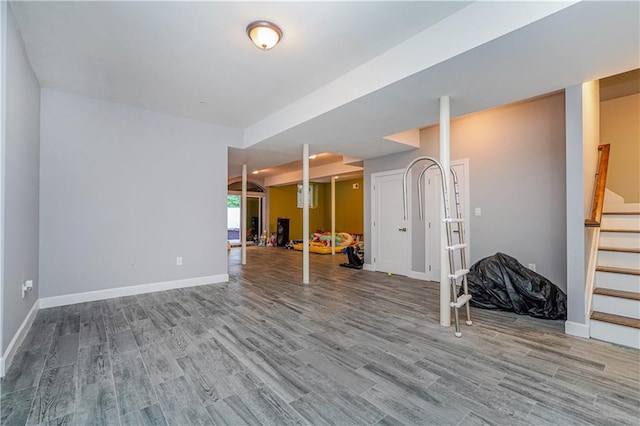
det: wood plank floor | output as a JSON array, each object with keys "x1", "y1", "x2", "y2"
[{"x1": 2, "y1": 247, "x2": 639, "y2": 425}]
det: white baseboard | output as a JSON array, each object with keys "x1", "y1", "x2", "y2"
[
  {"x1": 39, "y1": 274, "x2": 228, "y2": 309},
  {"x1": 565, "y1": 320, "x2": 590, "y2": 339},
  {"x1": 1, "y1": 274, "x2": 228, "y2": 377},
  {"x1": 409, "y1": 271, "x2": 429, "y2": 281},
  {"x1": 1, "y1": 300, "x2": 40, "y2": 378},
  {"x1": 363, "y1": 263, "x2": 375, "y2": 272}
]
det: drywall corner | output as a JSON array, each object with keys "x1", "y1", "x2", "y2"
[{"x1": 0, "y1": 299, "x2": 39, "y2": 378}]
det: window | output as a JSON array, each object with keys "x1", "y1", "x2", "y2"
[{"x1": 297, "y1": 183, "x2": 317, "y2": 208}]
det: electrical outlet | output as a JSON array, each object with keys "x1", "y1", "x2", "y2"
[
  {"x1": 528, "y1": 263, "x2": 536, "y2": 272},
  {"x1": 176, "y1": 256, "x2": 183, "y2": 266},
  {"x1": 22, "y1": 280, "x2": 33, "y2": 298},
  {"x1": 474, "y1": 207, "x2": 482, "y2": 216}
]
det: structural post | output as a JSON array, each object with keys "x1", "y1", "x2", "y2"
[
  {"x1": 563, "y1": 83, "x2": 597, "y2": 338},
  {"x1": 439, "y1": 96, "x2": 451, "y2": 327},
  {"x1": 302, "y1": 144, "x2": 310, "y2": 284},
  {"x1": 241, "y1": 163, "x2": 247, "y2": 265},
  {"x1": 331, "y1": 176, "x2": 336, "y2": 255}
]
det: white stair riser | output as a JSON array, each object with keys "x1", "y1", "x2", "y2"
[
  {"x1": 597, "y1": 250, "x2": 640, "y2": 269},
  {"x1": 592, "y1": 294, "x2": 640, "y2": 319},
  {"x1": 599, "y1": 232, "x2": 640, "y2": 250},
  {"x1": 596, "y1": 271, "x2": 640, "y2": 293},
  {"x1": 601, "y1": 215, "x2": 640, "y2": 231},
  {"x1": 590, "y1": 320, "x2": 640, "y2": 349}
]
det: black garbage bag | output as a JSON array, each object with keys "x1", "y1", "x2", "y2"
[
  {"x1": 461, "y1": 252, "x2": 566, "y2": 320},
  {"x1": 340, "y1": 245, "x2": 364, "y2": 269}
]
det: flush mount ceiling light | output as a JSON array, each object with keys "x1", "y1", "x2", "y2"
[{"x1": 246, "y1": 20, "x2": 282, "y2": 50}]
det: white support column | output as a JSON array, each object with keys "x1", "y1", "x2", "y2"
[
  {"x1": 302, "y1": 144, "x2": 310, "y2": 284},
  {"x1": 264, "y1": 187, "x2": 270, "y2": 239},
  {"x1": 439, "y1": 96, "x2": 451, "y2": 327},
  {"x1": 564, "y1": 83, "x2": 598, "y2": 337},
  {"x1": 331, "y1": 176, "x2": 336, "y2": 255},
  {"x1": 241, "y1": 164, "x2": 247, "y2": 265}
]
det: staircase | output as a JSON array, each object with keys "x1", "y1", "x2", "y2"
[{"x1": 590, "y1": 211, "x2": 640, "y2": 349}]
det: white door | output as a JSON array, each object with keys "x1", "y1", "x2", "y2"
[
  {"x1": 372, "y1": 171, "x2": 408, "y2": 275},
  {"x1": 425, "y1": 160, "x2": 470, "y2": 281}
]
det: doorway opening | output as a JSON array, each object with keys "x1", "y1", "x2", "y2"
[
  {"x1": 227, "y1": 195, "x2": 263, "y2": 244},
  {"x1": 227, "y1": 181, "x2": 266, "y2": 246}
]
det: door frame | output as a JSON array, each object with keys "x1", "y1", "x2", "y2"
[
  {"x1": 370, "y1": 168, "x2": 410, "y2": 275},
  {"x1": 228, "y1": 191, "x2": 266, "y2": 241}
]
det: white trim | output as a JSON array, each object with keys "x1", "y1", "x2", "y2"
[
  {"x1": 0, "y1": 299, "x2": 39, "y2": 377},
  {"x1": 406, "y1": 168, "x2": 414, "y2": 276},
  {"x1": 457, "y1": 158, "x2": 471, "y2": 268},
  {"x1": 409, "y1": 271, "x2": 428, "y2": 281},
  {"x1": 228, "y1": 190, "x2": 265, "y2": 198},
  {"x1": 584, "y1": 227, "x2": 600, "y2": 315},
  {"x1": 565, "y1": 320, "x2": 590, "y2": 339},
  {"x1": 604, "y1": 188, "x2": 625, "y2": 207},
  {"x1": 0, "y1": 274, "x2": 228, "y2": 377},
  {"x1": 603, "y1": 191, "x2": 640, "y2": 214},
  {"x1": 363, "y1": 263, "x2": 375, "y2": 272},
  {"x1": 590, "y1": 319, "x2": 640, "y2": 350},
  {"x1": 39, "y1": 274, "x2": 228, "y2": 309}
]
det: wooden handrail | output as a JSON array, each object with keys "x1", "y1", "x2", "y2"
[{"x1": 585, "y1": 144, "x2": 610, "y2": 227}]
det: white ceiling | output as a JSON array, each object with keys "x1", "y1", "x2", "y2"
[
  {"x1": 12, "y1": 1, "x2": 469, "y2": 128},
  {"x1": 12, "y1": 1, "x2": 640, "y2": 180}
]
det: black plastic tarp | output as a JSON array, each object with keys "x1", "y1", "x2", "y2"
[{"x1": 461, "y1": 252, "x2": 567, "y2": 320}]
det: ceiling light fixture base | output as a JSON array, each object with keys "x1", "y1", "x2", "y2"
[{"x1": 246, "y1": 20, "x2": 283, "y2": 50}]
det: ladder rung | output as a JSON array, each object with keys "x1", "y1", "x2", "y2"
[
  {"x1": 446, "y1": 243, "x2": 467, "y2": 251},
  {"x1": 450, "y1": 294, "x2": 472, "y2": 309},
  {"x1": 448, "y1": 269, "x2": 469, "y2": 280},
  {"x1": 443, "y1": 218, "x2": 464, "y2": 223}
]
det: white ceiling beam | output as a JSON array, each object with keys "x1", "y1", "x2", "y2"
[
  {"x1": 264, "y1": 162, "x2": 362, "y2": 187},
  {"x1": 244, "y1": 1, "x2": 577, "y2": 148}
]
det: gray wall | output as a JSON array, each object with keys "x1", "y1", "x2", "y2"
[
  {"x1": 365, "y1": 92, "x2": 567, "y2": 290},
  {"x1": 2, "y1": 4, "x2": 41, "y2": 353},
  {"x1": 39, "y1": 89, "x2": 241, "y2": 298}
]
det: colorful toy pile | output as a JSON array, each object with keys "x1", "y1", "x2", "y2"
[{"x1": 293, "y1": 232, "x2": 355, "y2": 254}]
